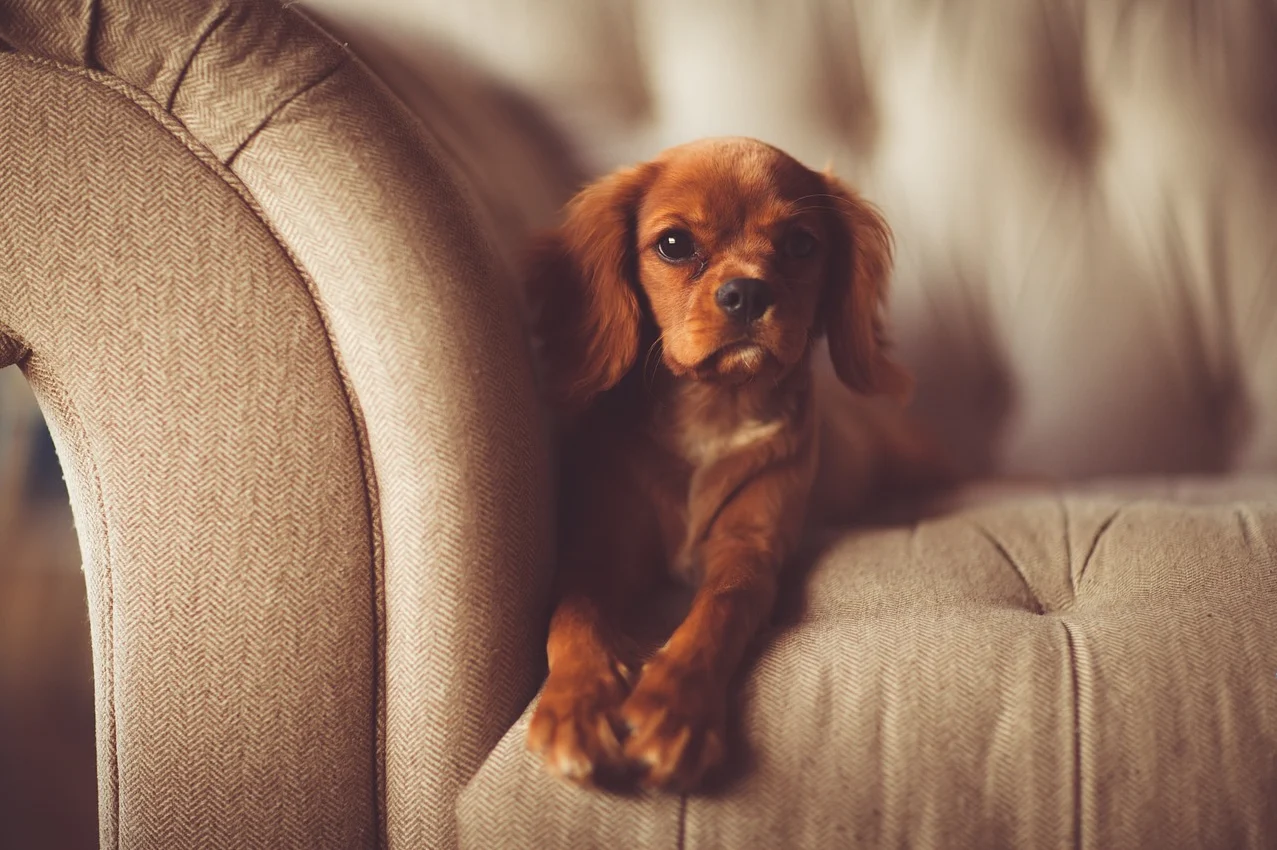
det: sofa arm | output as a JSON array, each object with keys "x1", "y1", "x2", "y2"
[
  {"x1": 0, "y1": 2, "x2": 553, "y2": 848},
  {"x1": 229, "y1": 27, "x2": 557, "y2": 850}
]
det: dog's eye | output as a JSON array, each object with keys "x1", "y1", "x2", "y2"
[
  {"x1": 656, "y1": 229, "x2": 697, "y2": 262},
  {"x1": 785, "y1": 229, "x2": 817, "y2": 259}
]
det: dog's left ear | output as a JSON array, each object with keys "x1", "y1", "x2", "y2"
[{"x1": 819, "y1": 175, "x2": 913, "y2": 402}]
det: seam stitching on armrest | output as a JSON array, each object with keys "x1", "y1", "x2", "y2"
[{"x1": 224, "y1": 56, "x2": 346, "y2": 168}]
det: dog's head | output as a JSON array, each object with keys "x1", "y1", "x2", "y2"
[{"x1": 527, "y1": 137, "x2": 912, "y2": 412}]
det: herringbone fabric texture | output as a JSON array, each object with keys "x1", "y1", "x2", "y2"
[
  {"x1": 460, "y1": 478, "x2": 1277, "y2": 849},
  {"x1": 0, "y1": 0, "x2": 552, "y2": 847},
  {"x1": 0, "y1": 48, "x2": 377, "y2": 848},
  {"x1": 229, "y1": 52, "x2": 554, "y2": 850}
]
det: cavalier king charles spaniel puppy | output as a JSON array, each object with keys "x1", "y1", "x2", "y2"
[{"x1": 524, "y1": 137, "x2": 942, "y2": 791}]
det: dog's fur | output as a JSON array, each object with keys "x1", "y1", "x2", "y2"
[{"x1": 524, "y1": 137, "x2": 942, "y2": 790}]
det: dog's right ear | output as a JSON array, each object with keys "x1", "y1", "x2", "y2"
[{"x1": 525, "y1": 162, "x2": 657, "y2": 414}]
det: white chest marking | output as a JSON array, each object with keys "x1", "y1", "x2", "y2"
[{"x1": 681, "y1": 418, "x2": 783, "y2": 466}]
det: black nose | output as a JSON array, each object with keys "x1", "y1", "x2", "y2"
[{"x1": 715, "y1": 278, "x2": 773, "y2": 323}]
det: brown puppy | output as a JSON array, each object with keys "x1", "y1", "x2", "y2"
[{"x1": 524, "y1": 137, "x2": 934, "y2": 791}]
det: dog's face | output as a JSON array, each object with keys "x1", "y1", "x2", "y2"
[
  {"x1": 527, "y1": 137, "x2": 911, "y2": 412},
  {"x1": 634, "y1": 143, "x2": 832, "y2": 384}
]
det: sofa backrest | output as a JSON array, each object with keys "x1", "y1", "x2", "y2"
[{"x1": 318, "y1": 0, "x2": 1277, "y2": 478}]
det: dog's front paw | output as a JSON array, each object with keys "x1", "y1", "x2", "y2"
[
  {"x1": 620, "y1": 654, "x2": 726, "y2": 790},
  {"x1": 527, "y1": 660, "x2": 632, "y2": 786}
]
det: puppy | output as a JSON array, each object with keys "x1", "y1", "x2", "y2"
[{"x1": 524, "y1": 137, "x2": 938, "y2": 791}]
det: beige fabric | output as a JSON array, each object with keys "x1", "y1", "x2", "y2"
[
  {"x1": 230, "y1": 54, "x2": 553, "y2": 850},
  {"x1": 0, "y1": 49, "x2": 376, "y2": 848},
  {"x1": 291, "y1": 13, "x2": 584, "y2": 282},
  {"x1": 0, "y1": 0, "x2": 552, "y2": 848},
  {"x1": 311, "y1": 0, "x2": 1277, "y2": 479},
  {"x1": 460, "y1": 478, "x2": 1277, "y2": 849}
]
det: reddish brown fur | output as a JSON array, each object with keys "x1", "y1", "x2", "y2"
[{"x1": 524, "y1": 138, "x2": 937, "y2": 790}]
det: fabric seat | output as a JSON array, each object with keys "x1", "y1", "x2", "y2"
[{"x1": 460, "y1": 479, "x2": 1277, "y2": 848}]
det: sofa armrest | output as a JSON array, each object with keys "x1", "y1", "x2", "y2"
[
  {"x1": 0, "y1": 2, "x2": 553, "y2": 848},
  {"x1": 230, "y1": 32, "x2": 557, "y2": 850}
]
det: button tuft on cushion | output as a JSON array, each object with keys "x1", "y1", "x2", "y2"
[
  {"x1": 963, "y1": 499, "x2": 1078, "y2": 615},
  {"x1": 968, "y1": 520, "x2": 1046, "y2": 614}
]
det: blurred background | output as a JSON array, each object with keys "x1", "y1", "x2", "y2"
[{"x1": 0, "y1": 368, "x2": 96, "y2": 849}]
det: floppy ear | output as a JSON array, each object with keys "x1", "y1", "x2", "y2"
[
  {"x1": 820, "y1": 176, "x2": 914, "y2": 402},
  {"x1": 524, "y1": 163, "x2": 657, "y2": 413}
]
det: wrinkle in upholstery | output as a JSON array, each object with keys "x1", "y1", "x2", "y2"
[
  {"x1": 0, "y1": 0, "x2": 350, "y2": 164},
  {"x1": 0, "y1": 333, "x2": 23, "y2": 368}
]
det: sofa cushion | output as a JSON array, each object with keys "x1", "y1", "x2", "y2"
[{"x1": 458, "y1": 477, "x2": 1277, "y2": 849}]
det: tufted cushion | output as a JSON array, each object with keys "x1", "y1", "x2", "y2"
[
  {"x1": 459, "y1": 478, "x2": 1277, "y2": 848},
  {"x1": 308, "y1": 0, "x2": 1277, "y2": 479}
]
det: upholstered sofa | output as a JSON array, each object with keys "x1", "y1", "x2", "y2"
[{"x1": 1, "y1": 0, "x2": 1273, "y2": 847}]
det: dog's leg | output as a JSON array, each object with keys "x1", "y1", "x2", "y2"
[
  {"x1": 527, "y1": 588, "x2": 634, "y2": 785},
  {"x1": 527, "y1": 464, "x2": 658, "y2": 786},
  {"x1": 620, "y1": 438, "x2": 815, "y2": 790}
]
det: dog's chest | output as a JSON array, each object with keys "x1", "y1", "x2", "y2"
[
  {"x1": 660, "y1": 382, "x2": 780, "y2": 467},
  {"x1": 650, "y1": 387, "x2": 784, "y2": 582},
  {"x1": 676, "y1": 415, "x2": 782, "y2": 467}
]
